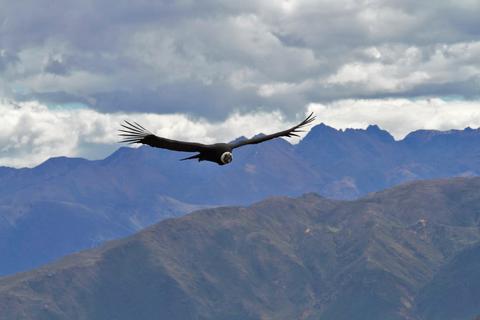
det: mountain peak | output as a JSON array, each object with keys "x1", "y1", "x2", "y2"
[
  {"x1": 403, "y1": 127, "x2": 480, "y2": 145},
  {"x1": 312, "y1": 122, "x2": 338, "y2": 133},
  {"x1": 301, "y1": 123, "x2": 394, "y2": 144},
  {"x1": 365, "y1": 124, "x2": 394, "y2": 141},
  {"x1": 36, "y1": 156, "x2": 88, "y2": 171},
  {"x1": 253, "y1": 133, "x2": 267, "y2": 138},
  {"x1": 300, "y1": 123, "x2": 338, "y2": 141},
  {"x1": 229, "y1": 136, "x2": 248, "y2": 144},
  {"x1": 367, "y1": 124, "x2": 381, "y2": 131}
]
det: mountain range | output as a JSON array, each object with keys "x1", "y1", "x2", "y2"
[
  {"x1": 0, "y1": 177, "x2": 479, "y2": 319},
  {"x1": 1, "y1": 123, "x2": 480, "y2": 275}
]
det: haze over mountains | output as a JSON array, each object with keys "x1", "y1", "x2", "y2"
[
  {"x1": 1, "y1": 177, "x2": 479, "y2": 320},
  {"x1": 1, "y1": 123, "x2": 480, "y2": 275}
]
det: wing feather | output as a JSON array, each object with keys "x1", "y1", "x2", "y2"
[
  {"x1": 118, "y1": 121, "x2": 210, "y2": 153},
  {"x1": 229, "y1": 112, "x2": 316, "y2": 149}
]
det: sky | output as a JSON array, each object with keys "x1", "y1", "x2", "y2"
[{"x1": 0, "y1": 0, "x2": 479, "y2": 167}]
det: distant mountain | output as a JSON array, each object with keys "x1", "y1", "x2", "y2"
[
  {"x1": 297, "y1": 124, "x2": 480, "y2": 197},
  {"x1": 1, "y1": 177, "x2": 479, "y2": 319},
  {"x1": 0, "y1": 153, "x2": 210, "y2": 275},
  {"x1": 1, "y1": 124, "x2": 480, "y2": 275}
]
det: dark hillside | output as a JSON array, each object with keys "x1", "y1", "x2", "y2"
[{"x1": 1, "y1": 177, "x2": 479, "y2": 319}]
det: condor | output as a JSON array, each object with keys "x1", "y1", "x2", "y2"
[{"x1": 119, "y1": 113, "x2": 315, "y2": 166}]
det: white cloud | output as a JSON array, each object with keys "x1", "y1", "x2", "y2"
[
  {"x1": 2, "y1": 98, "x2": 480, "y2": 168},
  {"x1": 0, "y1": 100, "x2": 299, "y2": 168},
  {"x1": 1, "y1": 1, "x2": 480, "y2": 167},
  {"x1": 325, "y1": 42, "x2": 480, "y2": 93},
  {"x1": 308, "y1": 98, "x2": 480, "y2": 139},
  {"x1": 326, "y1": 61, "x2": 431, "y2": 91}
]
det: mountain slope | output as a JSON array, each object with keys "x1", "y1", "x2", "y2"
[
  {"x1": 2, "y1": 124, "x2": 480, "y2": 276},
  {"x1": 416, "y1": 243, "x2": 480, "y2": 320},
  {"x1": 297, "y1": 125, "x2": 480, "y2": 197},
  {"x1": 0, "y1": 138, "x2": 321, "y2": 275},
  {"x1": 1, "y1": 177, "x2": 479, "y2": 319}
]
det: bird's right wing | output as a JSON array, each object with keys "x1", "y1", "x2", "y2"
[{"x1": 119, "y1": 121, "x2": 210, "y2": 153}]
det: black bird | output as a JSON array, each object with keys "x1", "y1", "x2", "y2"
[{"x1": 119, "y1": 112, "x2": 315, "y2": 165}]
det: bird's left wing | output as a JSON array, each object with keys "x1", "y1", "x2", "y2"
[
  {"x1": 119, "y1": 121, "x2": 210, "y2": 152},
  {"x1": 229, "y1": 112, "x2": 316, "y2": 149}
]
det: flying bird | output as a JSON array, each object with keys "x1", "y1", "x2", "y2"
[{"x1": 119, "y1": 113, "x2": 315, "y2": 165}]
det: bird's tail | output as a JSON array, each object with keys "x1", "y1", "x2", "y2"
[{"x1": 180, "y1": 154, "x2": 201, "y2": 161}]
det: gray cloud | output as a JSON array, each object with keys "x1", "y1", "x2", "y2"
[
  {"x1": 0, "y1": 0, "x2": 479, "y2": 119},
  {"x1": 43, "y1": 56, "x2": 70, "y2": 76},
  {"x1": 0, "y1": 49, "x2": 18, "y2": 72}
]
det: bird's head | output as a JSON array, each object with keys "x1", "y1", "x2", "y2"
[{"x1": 220, "y1": 151, "x2": 233, "y2": 165}]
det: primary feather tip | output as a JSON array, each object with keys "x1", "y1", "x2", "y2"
[{"x1": 118, "y1": 120, "x2": 152, "y2": 144}]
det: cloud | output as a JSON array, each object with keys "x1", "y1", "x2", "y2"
[
  {"x1": 1, "y1": 1, "x2": 480, "y2": 165},
  {"x1": 43, "y1": 56, "x2": 70, "y2": 76},
  {"x1": 308, "y1": 98, "x2": 480, "y2": 139},
  {"x1": 0, "y1": 0, "x2": 478, "y2": 119},
  {"x1": 0, "y1": 100, "x2": 298, "y2": 168},
  {"x1": 2, "y1": 97, "x2": 480, "y2": 168},
  {"x1": 0, "y1": 49, "x2": 18, "y2": 72}
]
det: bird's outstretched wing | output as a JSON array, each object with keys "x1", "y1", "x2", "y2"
[
  {"x1": 229, "y1": 112, "x2": 316, "y2": 149},
  {"x1": 119, "y1": 121, "x2": 210, "y2": 153}
]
